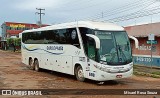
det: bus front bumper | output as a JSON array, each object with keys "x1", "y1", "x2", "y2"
[{"x1": 95, "y1": 68, "x2": 133, "y2": 81}]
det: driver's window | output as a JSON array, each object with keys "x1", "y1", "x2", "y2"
[{"x1": 87, "y1": 37, "x2": 96, "y2": 60}]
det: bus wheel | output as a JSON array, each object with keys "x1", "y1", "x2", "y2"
[
  {"x1": 75, "y1": 66, "x2": 85, "y2": 82},
  {"x1": 29, "y1": 58, "x2": 34, "y2": 70},
  {"x1": 34, "y1": 59, "x2": 39, "y2": 72}
]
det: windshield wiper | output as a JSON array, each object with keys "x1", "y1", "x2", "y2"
[{"x1": 117, "y1": 44, "x2": 127, "y2": 62}]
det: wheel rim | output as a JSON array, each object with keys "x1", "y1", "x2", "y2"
[
  {"x1": 34, "y1": 60, "x2": 39, "y2": 71},
  {"x1": 29, "y1": 59, "x2": 33, "y2": 69},
  {"x1": 78, "y1": 68, "x2": 84, "y2": 79}
]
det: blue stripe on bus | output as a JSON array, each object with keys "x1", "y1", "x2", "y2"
[{"x1": 22, "y1": 44, "x2": 63, "y2": 55}]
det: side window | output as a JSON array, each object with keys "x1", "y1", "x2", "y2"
[
  {"x1": 41, "y1": 31, "x2": 49, "y2": 44},
  {"x1": 22, "y1": 32, "x2": 33, "y2": 44},
  {"x1": 59, "y1": 29, "x2": 67, "y2": 44},
  {"x1": 79, "y1": 27, "x2": 96, "y2": 60},
  {"x1": 87, "y1": 37, "x2": 96, "y2": 60},
  {"x1": 52, "y1": 30, "x2": 59, "y2": 44},
  {"x1": 22, "y1": 33, "x2": 27, "y2": 43},
  {"x1": 6, "y1": 26, "x2": 10, "y2": 30},
  {"x1": 79, "y1": 27, "x2": 94, "y2": 58},
  {"x1": 68, "y1": 28, "x2": 80, "y2": 48},
  {"x1": 39, "y1": 30, "x2": 59, "y2": 44},
  {"x1": 34, "y1": 31, "x2": 41, "y2": 43},
  {"x1": 22, "y1": 28, "x2": 80, "y2": 46},
  {"x1": 23, "y1": 31, "x2": 41, "y2": 44}
]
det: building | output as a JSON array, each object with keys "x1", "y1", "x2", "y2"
[
  {"x1": 1, "y1": 22, "x2": 48, "y2": 40},
  {"x1": 125, "y1": 22, "x2": 160, "y2": 67}
]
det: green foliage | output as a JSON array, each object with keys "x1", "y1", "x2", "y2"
[
  {"x1": 151, "y1": 71, "x2": 160, "y2": 75},
  {"x1": 14, "y1": 38, "x2": 21, "y2": 46},
  {"x1": 7, "y1": 38, "x2": 13, "y2": 45},
  {"x1": 7, "y1": 38, "x2": 21, "y2": 46}
]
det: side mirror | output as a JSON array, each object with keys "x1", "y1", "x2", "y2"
[
  {"x1": 86, "y1": 34, "x2": 100, "y2": 49},
  {"x1": 19, "y1": 33, "x2": 22, "y2": 38},
  {"x1": 129, "y1": 35, "x2": 139, "y2": 48}
]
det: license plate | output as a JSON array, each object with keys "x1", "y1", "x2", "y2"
[{"x1": 116, "y1": 75, "x2": 122, "y2": 78}]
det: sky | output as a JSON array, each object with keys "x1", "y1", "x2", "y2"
[{"x1": 1, "y1": 0, "x2": 160, "y2": 36}]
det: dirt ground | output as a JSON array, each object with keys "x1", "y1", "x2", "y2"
[{"x1": 0, "y1": 50, "x2": 159, "y2": 98}]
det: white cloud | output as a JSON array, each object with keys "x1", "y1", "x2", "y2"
[
  {"x1": 13, "y1": 0, "x2": 59, "y2": 11},
  {"x1": 2, "y1": 0, "x2": 160, "y2": 26}
]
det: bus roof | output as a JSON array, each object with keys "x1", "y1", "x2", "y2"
[{"x1": 22, "y1": 21, "x2": 124, "y2": 33}]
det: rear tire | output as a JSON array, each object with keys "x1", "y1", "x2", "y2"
[
  {"x1": 29, "y1": 58, "x2": 34, "y2": 70},
  {"x1": 75, "y1": 66, "x2": 85, "y2": 82},
  {"x1": 34, "y1": 59, "x2": 40, "y2": 72}
]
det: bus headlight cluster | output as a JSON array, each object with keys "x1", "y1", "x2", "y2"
[
  {"x1": 129, "y1": 63, "x2": 133, "y2": 69},
  {"x1": 94, "y1": 64, "x2": 111, "y2": 72},
  {"x1": 101, "y1": 67, "x2": 111, "y2": 72},
  {"x1": 94, "y1": 64, "x2": 132, "y2": 73},
  {"x1": 100, "y1": 61, "x2": 107, "y2": 65}
]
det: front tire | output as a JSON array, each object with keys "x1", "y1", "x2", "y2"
[
  {"x1": 29, "y1": 58, "x2": 34, "y2": 70},
  {"x1": 75, "y1": 66, "x2": 85, "y2": 82},
  {"x1": 34, "y1": 59, "x2": 40, "y2": 72}
]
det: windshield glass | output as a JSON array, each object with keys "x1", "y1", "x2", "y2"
[{"x1": 95, "y1": 30, "x2": 132, "y2": 65}]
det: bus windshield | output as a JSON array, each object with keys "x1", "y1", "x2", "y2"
[{"x1": 95, "y1": 30, "x2": 132, "y2": 65}]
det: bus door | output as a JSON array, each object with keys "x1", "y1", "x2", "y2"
[
  {"x1": 85, "y1": 37, "x2": 97, "y2": 78},
  {"x1": 87, "y1": 37, "x2": 96, "y2": 61}
]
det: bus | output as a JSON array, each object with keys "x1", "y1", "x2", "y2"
[{"x1": 21, "y1": 21, "x2": 134, "y2": 82}]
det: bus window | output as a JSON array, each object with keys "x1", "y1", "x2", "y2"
[
  {"x1": 79, "y1": 27, "x2": 95, "y2": 59},
  {"x1": 67, "y1": 28, "x2": 80, "y2": 48},
  {"x1": 59, "y1": 29, "x2": 67, "y2": 44},
  {"x1": 87, "y1": 37, "x2": 96, "y2": 60}
]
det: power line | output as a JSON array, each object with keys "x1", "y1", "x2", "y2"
[
  {"x1": 84, "y1": 0, "x2": 155, "y2": 21},
  {"x1": 82, "y1": 0, "x2": 142, "y2": 20},
  {"x1": 97, "y1": 0, "x2": 155, "y2": 20},
  {"x1": 80, "y1": 0, "x2": 160, "y2": 25},
  {"x1": 104, "y1": 5, "x2": 160, "y2": 22},
  {"x1": 50, "y1": 0, "x2": 160, "y2": 25}
]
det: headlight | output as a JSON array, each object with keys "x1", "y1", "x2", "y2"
[
  {"x1": 94, "y1": 65, "x2": 111, "y2": 72},
  {"x1": 100, "y1": 61, "x2": 107, "y2": 65}
]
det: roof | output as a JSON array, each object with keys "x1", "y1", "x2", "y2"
[
  {"x1": 124, "y1": 22, "x2": 160, "y2": 37},
  {"x1": 23, "y1": 21, "x2": 124, "y2": 33}
]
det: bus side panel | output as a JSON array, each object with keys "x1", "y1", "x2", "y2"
[
  {"x1": 50, "y1": 55, "x2": 59, "y2": 72},
  {"x1": 22, "y1": 50, "x2": 28, "y2": 65},
  {"x1": 72, "y1": 56, "x2": 88, "y2": 77},
  {"x1": 46, "y1": 55, "x2": 73, "y2": 75},
  {"x1": 61, "y1": 56, "x2": 73, "y2": 74},
  {"x1": 40, "y1": 53, "x2": 53, "y2": 70},
  {"x1": 39, "y1": 45, "x2": 73, "y2": 75}
]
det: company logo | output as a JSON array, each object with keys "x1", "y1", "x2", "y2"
[
  {"x1": 1, "y1": 90, "x2": 42, "y2": 96},
  {"x1": 47, "y1": 46, "x2": 63, "y2": 51},
  {"x1": 2, "y1": 90, "x2": 11, "y2": 95}
]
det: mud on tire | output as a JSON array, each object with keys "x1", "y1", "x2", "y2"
[
  {"x1": 75, "y1": 66, "x2": 85, "y2": 82},
  {"x1": 29, "y1": 58, "x2": 34, "y2": 70},
  {"x1": 34, "y1": 59, "x2": 40, "y2": 72}
]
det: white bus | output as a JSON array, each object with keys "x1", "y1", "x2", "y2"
[{"x1": 21, "y1": 21, "x2": 133, "y2": 82}]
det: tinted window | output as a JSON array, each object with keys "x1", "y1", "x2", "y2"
[
  {"x1": 22, "y1": 28, "x2": 80, "y2": 48},
  {"x1": 41, "y1": 30, "x2": 59, "y2": 44},
  {"x1": 79, "y1": 27, "x2": 94, "y2": 55},
  {"x1": 68, "y1": 28, "x2": 80, "y2": 47}
]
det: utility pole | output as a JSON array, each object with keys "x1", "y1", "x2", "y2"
[
  {"x1": 101, "y1": 12, "x2": 104, "y2": 18},
  {"x1": 36, "y1": 8, "x2": 45, "y2": 27}
]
